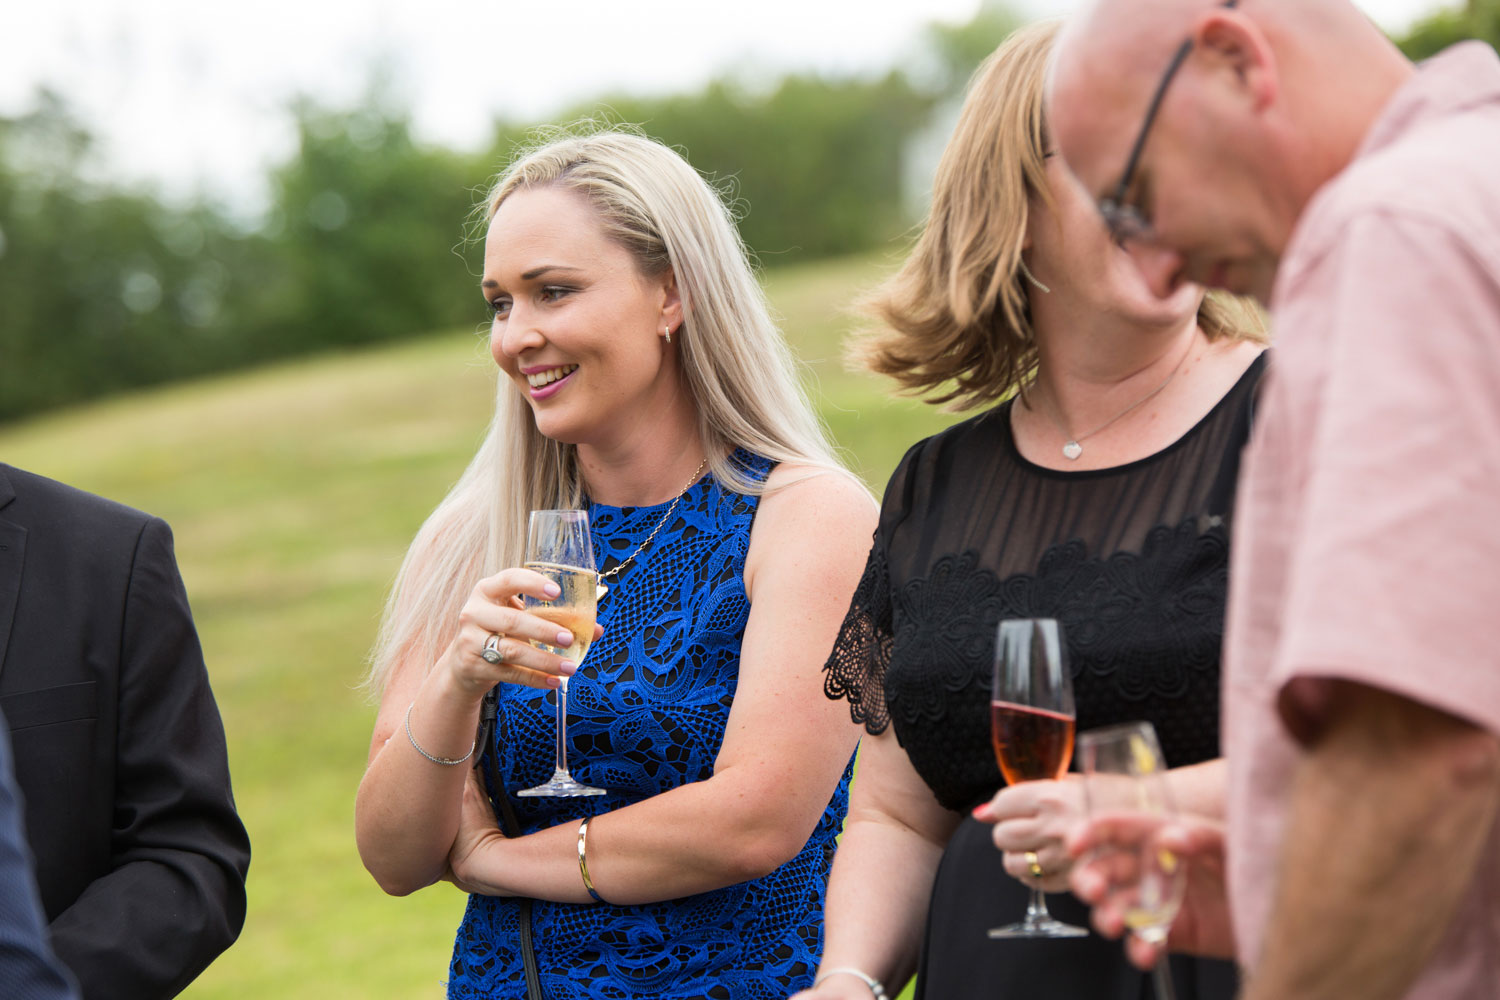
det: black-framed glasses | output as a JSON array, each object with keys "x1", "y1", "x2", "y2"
[{"x1": 1098, "y1": 0, "x2": 1239, "y2": 243}]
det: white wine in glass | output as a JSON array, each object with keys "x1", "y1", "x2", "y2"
[
  {"x1": 524, "y1": 561, "x2": 597, "y2": 666},
  {"x1": 988, "y1": 618, "x2": 1089, "y2": 939},
  {"x1": 1078, "y1": 721, "x2": 1185, "y2": 1000},
  {"x1": 516, "y1": 510, "x2": 606, "y2": 798}
]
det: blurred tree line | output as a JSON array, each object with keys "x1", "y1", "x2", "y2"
[
  {"x1": 0, "y1": 1, "x2": 1492, "y2": 421},
  {"x1": 0, "y1": 2, "x2": 1021, "y2": 421},
  {"x1": 1397, "y1": 0, "x2": 1500, "y2": 57}
]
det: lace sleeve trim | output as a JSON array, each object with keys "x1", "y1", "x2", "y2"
[{"x1": 823, "y1": 538, "x2": 894, "y2": 735}]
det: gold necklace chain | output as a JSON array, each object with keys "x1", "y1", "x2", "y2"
[{"x1": 598, "y1": 456, "x2": 710, "y2": 582}]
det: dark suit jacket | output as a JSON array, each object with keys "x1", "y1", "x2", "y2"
[{"x1": 0, "y1": 464, "x2": 250, "y2": 999}]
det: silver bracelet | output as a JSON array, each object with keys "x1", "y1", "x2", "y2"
[
  {"x1": 404, "y1": 701, "x2": 475, "y2": 766},
  {"x1": 814, "y1": 967, "x2": 888, "y2": 999}
]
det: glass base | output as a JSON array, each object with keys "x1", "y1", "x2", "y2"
[
  {"x1": 987, "y1": 916, "x2": 1090, "y2": 939},
  {"x1": 515, "y1": 769, "x2": 607, "y2": 798}
]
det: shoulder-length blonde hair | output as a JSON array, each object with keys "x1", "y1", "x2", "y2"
[
  {"x1": 367, "y1": 126, "x2": 852, "y2": 694},
  {"x1": 852, "y1": 20, "x2": 1265, "y2": 409}
]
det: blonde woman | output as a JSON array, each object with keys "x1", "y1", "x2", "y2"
[
  {"x1": 799, "y1": 21, "x2": 1266, "y2": 1000},
  {"x1": 355, "y1": 129, "x2": 873, "y2": 999}
]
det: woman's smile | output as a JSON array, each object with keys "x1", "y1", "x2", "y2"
[
  {"x1": 523, "y1": 363, "x2": 579, "y2": 399},
  {"x1": 525, "y1": 364, "x2": 578, "y2": 389}
]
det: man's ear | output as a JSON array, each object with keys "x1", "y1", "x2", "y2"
[{"x1": 1196, "y1": 9, "x2": 1278, "y2": 113}]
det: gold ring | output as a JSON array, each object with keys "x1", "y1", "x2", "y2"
[{"x1": 1025, "y1": 850, "x2": 1044, "y2": 879}]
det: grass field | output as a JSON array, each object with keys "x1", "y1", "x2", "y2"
[{"x1": 0, "y1": 251, "x2": 960, "y2": 998}]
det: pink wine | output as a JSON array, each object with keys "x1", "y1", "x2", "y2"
[{"x1": 991, "y1": 701, "x2": 1075, "y2": 785}]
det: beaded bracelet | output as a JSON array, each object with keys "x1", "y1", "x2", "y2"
[
  {"x1": 577, "y1": 816, "x2": 605, "y2": 903},
  {"x1": 403, "y1": 701, "x2": 475, "y2": 766},
  {"x1": 814, "y1": 967, "x2": 888, "y2": 999}
]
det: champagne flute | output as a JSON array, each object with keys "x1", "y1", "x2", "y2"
[
  {"x1": 1077, "y1": 721, "x2": 1184, "y2": 1000},
  {"x1": 515, "y1": 509, "x2": 607, "y2": 798},
  {"x1": 988, "y1": 618, "x2": 1089, "y2": 939}
]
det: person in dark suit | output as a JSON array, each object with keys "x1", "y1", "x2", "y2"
[
  {"x1": 0, "y1": 703, "x2": 79, "y2": 1000},
  {"x1": 0, "y1": 463, "x2": 250, "y2": 999}
]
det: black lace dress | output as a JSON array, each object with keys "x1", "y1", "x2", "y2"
[{"x1": 825, "y1": 354, "x2": 1266, "y2": 999}]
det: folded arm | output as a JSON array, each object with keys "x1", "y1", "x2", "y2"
[
  {"x1": 356, "y1": 565, "x2": 590, "y2": 895},
  {"x1": 369, "y1": 468, "x2": 875, "y2": 904}
]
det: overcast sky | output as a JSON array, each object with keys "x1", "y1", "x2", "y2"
[{"x1": 2, "y1": 0, "x2": 1448, "y2": 210}]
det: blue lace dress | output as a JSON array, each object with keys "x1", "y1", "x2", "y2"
[{"x1": 449, "y1": 450, "x2": 852, "y2": 1000}]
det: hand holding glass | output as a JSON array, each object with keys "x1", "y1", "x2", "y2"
[
  {"x1": 1078, "y1": 721, "x2": 1183, "y2": 1000},
  {"x1": 516, "y1": 509, "x2": 606, "y2": 798},
  {"x1": 987, "y1": 618, "x2": 1088, "y2": 939}
]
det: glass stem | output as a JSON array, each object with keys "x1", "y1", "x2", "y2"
[
  {"x1": 1152, "y1": 959, "x2": 1178, "y2": 1000},
  {"x1": 554, "y1": 677, "x2": 570, "y2": 777},
  {"x1": 1027, "y1": 886, "x2": 1052, "y2": 922}
]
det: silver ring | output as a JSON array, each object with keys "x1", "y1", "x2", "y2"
[{"x1": 480, "y1": 634, "x2": 504, "y2": 665}]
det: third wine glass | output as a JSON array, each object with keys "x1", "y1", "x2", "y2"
[{"x1": 1077, "y1": 721, "x2": 1185, "y2": 1000}]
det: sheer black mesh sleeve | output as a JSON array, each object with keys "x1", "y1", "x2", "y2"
[{"x1": 823, "y1": 536, "x2": 894, "y2": 735}]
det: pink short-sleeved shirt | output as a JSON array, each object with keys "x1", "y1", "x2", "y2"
[{"x1": 1223, "y1": 42, "x2": 1500, "y2": 997}]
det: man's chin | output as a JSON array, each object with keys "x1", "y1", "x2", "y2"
[{"x1": 1196, "y1": 259, "x2": 1272, "y2": 304}]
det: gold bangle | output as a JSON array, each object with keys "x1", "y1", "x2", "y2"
[{"x1": 577, "y1": 816, "x2": 605, "y2": 903}]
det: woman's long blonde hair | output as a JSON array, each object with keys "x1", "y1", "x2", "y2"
[
  {"x1": 852, "y1": 20, "x2": 1266, "y2": 409},
  {"x1": 367, "y1": 127, "x2": 852, "y2": 694}
]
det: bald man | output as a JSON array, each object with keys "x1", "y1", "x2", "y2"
[{"x1": 1050, "y1": 3, "x2": 1500, "y2": 999}]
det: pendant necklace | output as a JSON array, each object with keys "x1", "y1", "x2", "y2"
[
  {"x1": 1040, "y1": 339, "x2": 1194, "y2": 461},
  {"x1": 594, "y1": 456, "x2": 709, "y2": 600}
]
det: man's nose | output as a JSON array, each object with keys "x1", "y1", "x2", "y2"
[{"x1": 1127, "y1": 242, "x2": 1192, "y2": 299}]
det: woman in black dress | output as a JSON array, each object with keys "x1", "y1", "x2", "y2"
[{"x1": 794, "y1": 20, "x2": 1268, "y2": 1000}]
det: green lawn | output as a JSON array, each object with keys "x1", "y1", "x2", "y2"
[{"x1": 0, "y1": 251, "x2": 959, "y2": 998}]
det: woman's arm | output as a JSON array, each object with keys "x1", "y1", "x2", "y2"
[
  {"x1": 445, "y1": 467, "x2": 876, "y2": 904},
  {"x1": 1164, "y1": 757, "x2": 1226, "y2": 818},
  {"x1": 790, "y1": 728, "x2": 963, "y2": 999},
  {"x1": 976, "y1": 757, "x2": 1228, "y2": 892},
  {"x1": 355, "y1": 568, "x2": 584, "y2": 896}
]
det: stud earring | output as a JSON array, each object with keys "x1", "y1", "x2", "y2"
[{"x1": 1018, "y1": 256, "x2": 1051, "y2": 294}]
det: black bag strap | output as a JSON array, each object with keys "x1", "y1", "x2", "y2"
[{"x1": 475, "y1": 685, "x2": 545, "y2": 1000}]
